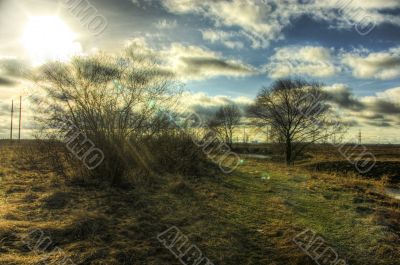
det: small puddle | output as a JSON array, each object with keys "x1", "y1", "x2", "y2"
[
  {"x1": 385, "y1": 188, "x2": 400, "y2": 200},
  {"x1": 241, "y1": 154, "x2": 271, "y2": 160}
]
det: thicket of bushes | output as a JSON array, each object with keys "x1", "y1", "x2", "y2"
[{"x1": 29, "y1": 48, "x2": 213, "y2": 186}]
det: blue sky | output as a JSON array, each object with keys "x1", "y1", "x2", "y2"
[
  {"x1": 85, "y1": 0, "x2": 400, "y2": 98},
  {"x1": 0, "y1": 0, "x2": 399, "y2": 142}
]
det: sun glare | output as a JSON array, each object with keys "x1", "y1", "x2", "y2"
[{"x1": 21, "y1": 16, "x2": 82, "y2": 66}]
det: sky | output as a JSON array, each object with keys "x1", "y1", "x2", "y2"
[{"x1": 0, "y1": 0, "x2": 399, "y2": 143}]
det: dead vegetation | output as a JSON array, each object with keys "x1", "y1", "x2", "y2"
[{"x1": 0, "y1": 142, "x2": 399, "y2": 264}]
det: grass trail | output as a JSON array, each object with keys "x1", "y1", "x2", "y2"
[{"x1": 0, "y1": 146, "x2": 399, "y2": 264}]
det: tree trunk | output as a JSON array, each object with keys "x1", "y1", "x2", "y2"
[
  {"x1": 285, "y1": 137, "x2": 292, "y2": 166},
  {"x1": 228, "y1": 129, "x2": 233, "y2": 150}
]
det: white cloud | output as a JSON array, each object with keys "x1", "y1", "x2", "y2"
[
  {"x1": 201, "y1": 29, "x2": 244, "y2": 49},
  {"x1": 341, "y1": 47, "x2": 400, "y2": 80},
  {"x1": 163, "y1": 0, "x2": 283, "y2": 48},
  {"x1": 181, "y1": 91, "x2": 252, "y2": 108},
  {"x1": 376, "y1": 87, "x2": 400, "y2": 102},
  {"x1": 323, "y1": 84, "x2": 400, "y2": 117},
  {"x1": 164, "y1": 43, "x2": 257, "y2": 80},
  {"x1": 323, "y1": 83, "x2": 365, "y2": 111},
  {"x1": 265, "y1": 45, "x2": 400, "y2": 80},
  {"x1": 177, "y1": 91, "x2": 253, "y2": 117},
  {"x1": 161, "y1": 0, "x2": 400, "y2": 48},
  {"x1": 265, "y1": 46, "x2": 339, "y2": 78},
  {"x1": 125, "y1": 38, "x2": 258, "y2": 81},
  {"x1": 320, "y1": 84, "x2": 400, "y2": 129},
  {"x1": 154, "y1": 19, "x2": 177, "y2": 30},
  {"x1": 131, "y1": 0, "x2": 154, "y2": 8}
]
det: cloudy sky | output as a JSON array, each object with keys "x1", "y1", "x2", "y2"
[{"x1": 0, "y1": 0, "x2": 399, "y2": 142}]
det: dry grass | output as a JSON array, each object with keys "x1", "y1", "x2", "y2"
[{"x1": 0, "y1": 141, "x2": 399, "y2": 264}]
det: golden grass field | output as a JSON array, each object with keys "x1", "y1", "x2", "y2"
[{"x1": 0, "y1": 141, "x2": 399, "y2": 264}]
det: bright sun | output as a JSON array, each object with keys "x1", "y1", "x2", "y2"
[{"x1": 21, "y1": 16, "x2": 82, "y2": 66}]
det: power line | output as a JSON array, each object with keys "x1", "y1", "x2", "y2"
[
  {"x1": 18, "y1": 96, "x2": 22, "y2": 141},
  {"x1": 10, "y1": 100, "x2": 14, "y2": 140}
]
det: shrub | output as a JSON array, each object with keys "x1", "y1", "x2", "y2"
[{"x1": 31, "y1": 50, "x2": 213, "y2": 186}]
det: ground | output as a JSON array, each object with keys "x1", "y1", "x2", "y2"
[{"x1": 0, "y1": 143, "x2": 399, "y2": 264}]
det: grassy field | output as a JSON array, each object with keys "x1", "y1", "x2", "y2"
[
  {"x1": 0, "y1": 142, "x2": 399, "y2": 264},
  {"x1": 235, "y1": 143, "x2": 400, "y2": 182}
]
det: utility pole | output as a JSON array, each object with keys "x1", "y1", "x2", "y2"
[
  {"x1": 18, "y1": 96, "x2": 22, "y2": 141},
  {"x1": 358, "y1": 129, "x2": 362, "y2": 145},
  {"x1": 10, "y1": 100, "x2": 14, "y2": 140}
]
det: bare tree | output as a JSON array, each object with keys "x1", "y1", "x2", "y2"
[
  {"x1": 248, "y1": 78, "x2": 344, "y2": 165},
  {"x1": 31, "y1": 50, "x2": 184, "y2": 184},
  {"x1": 208, "y1": 104, "x2": 241, "y2": 148}
]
